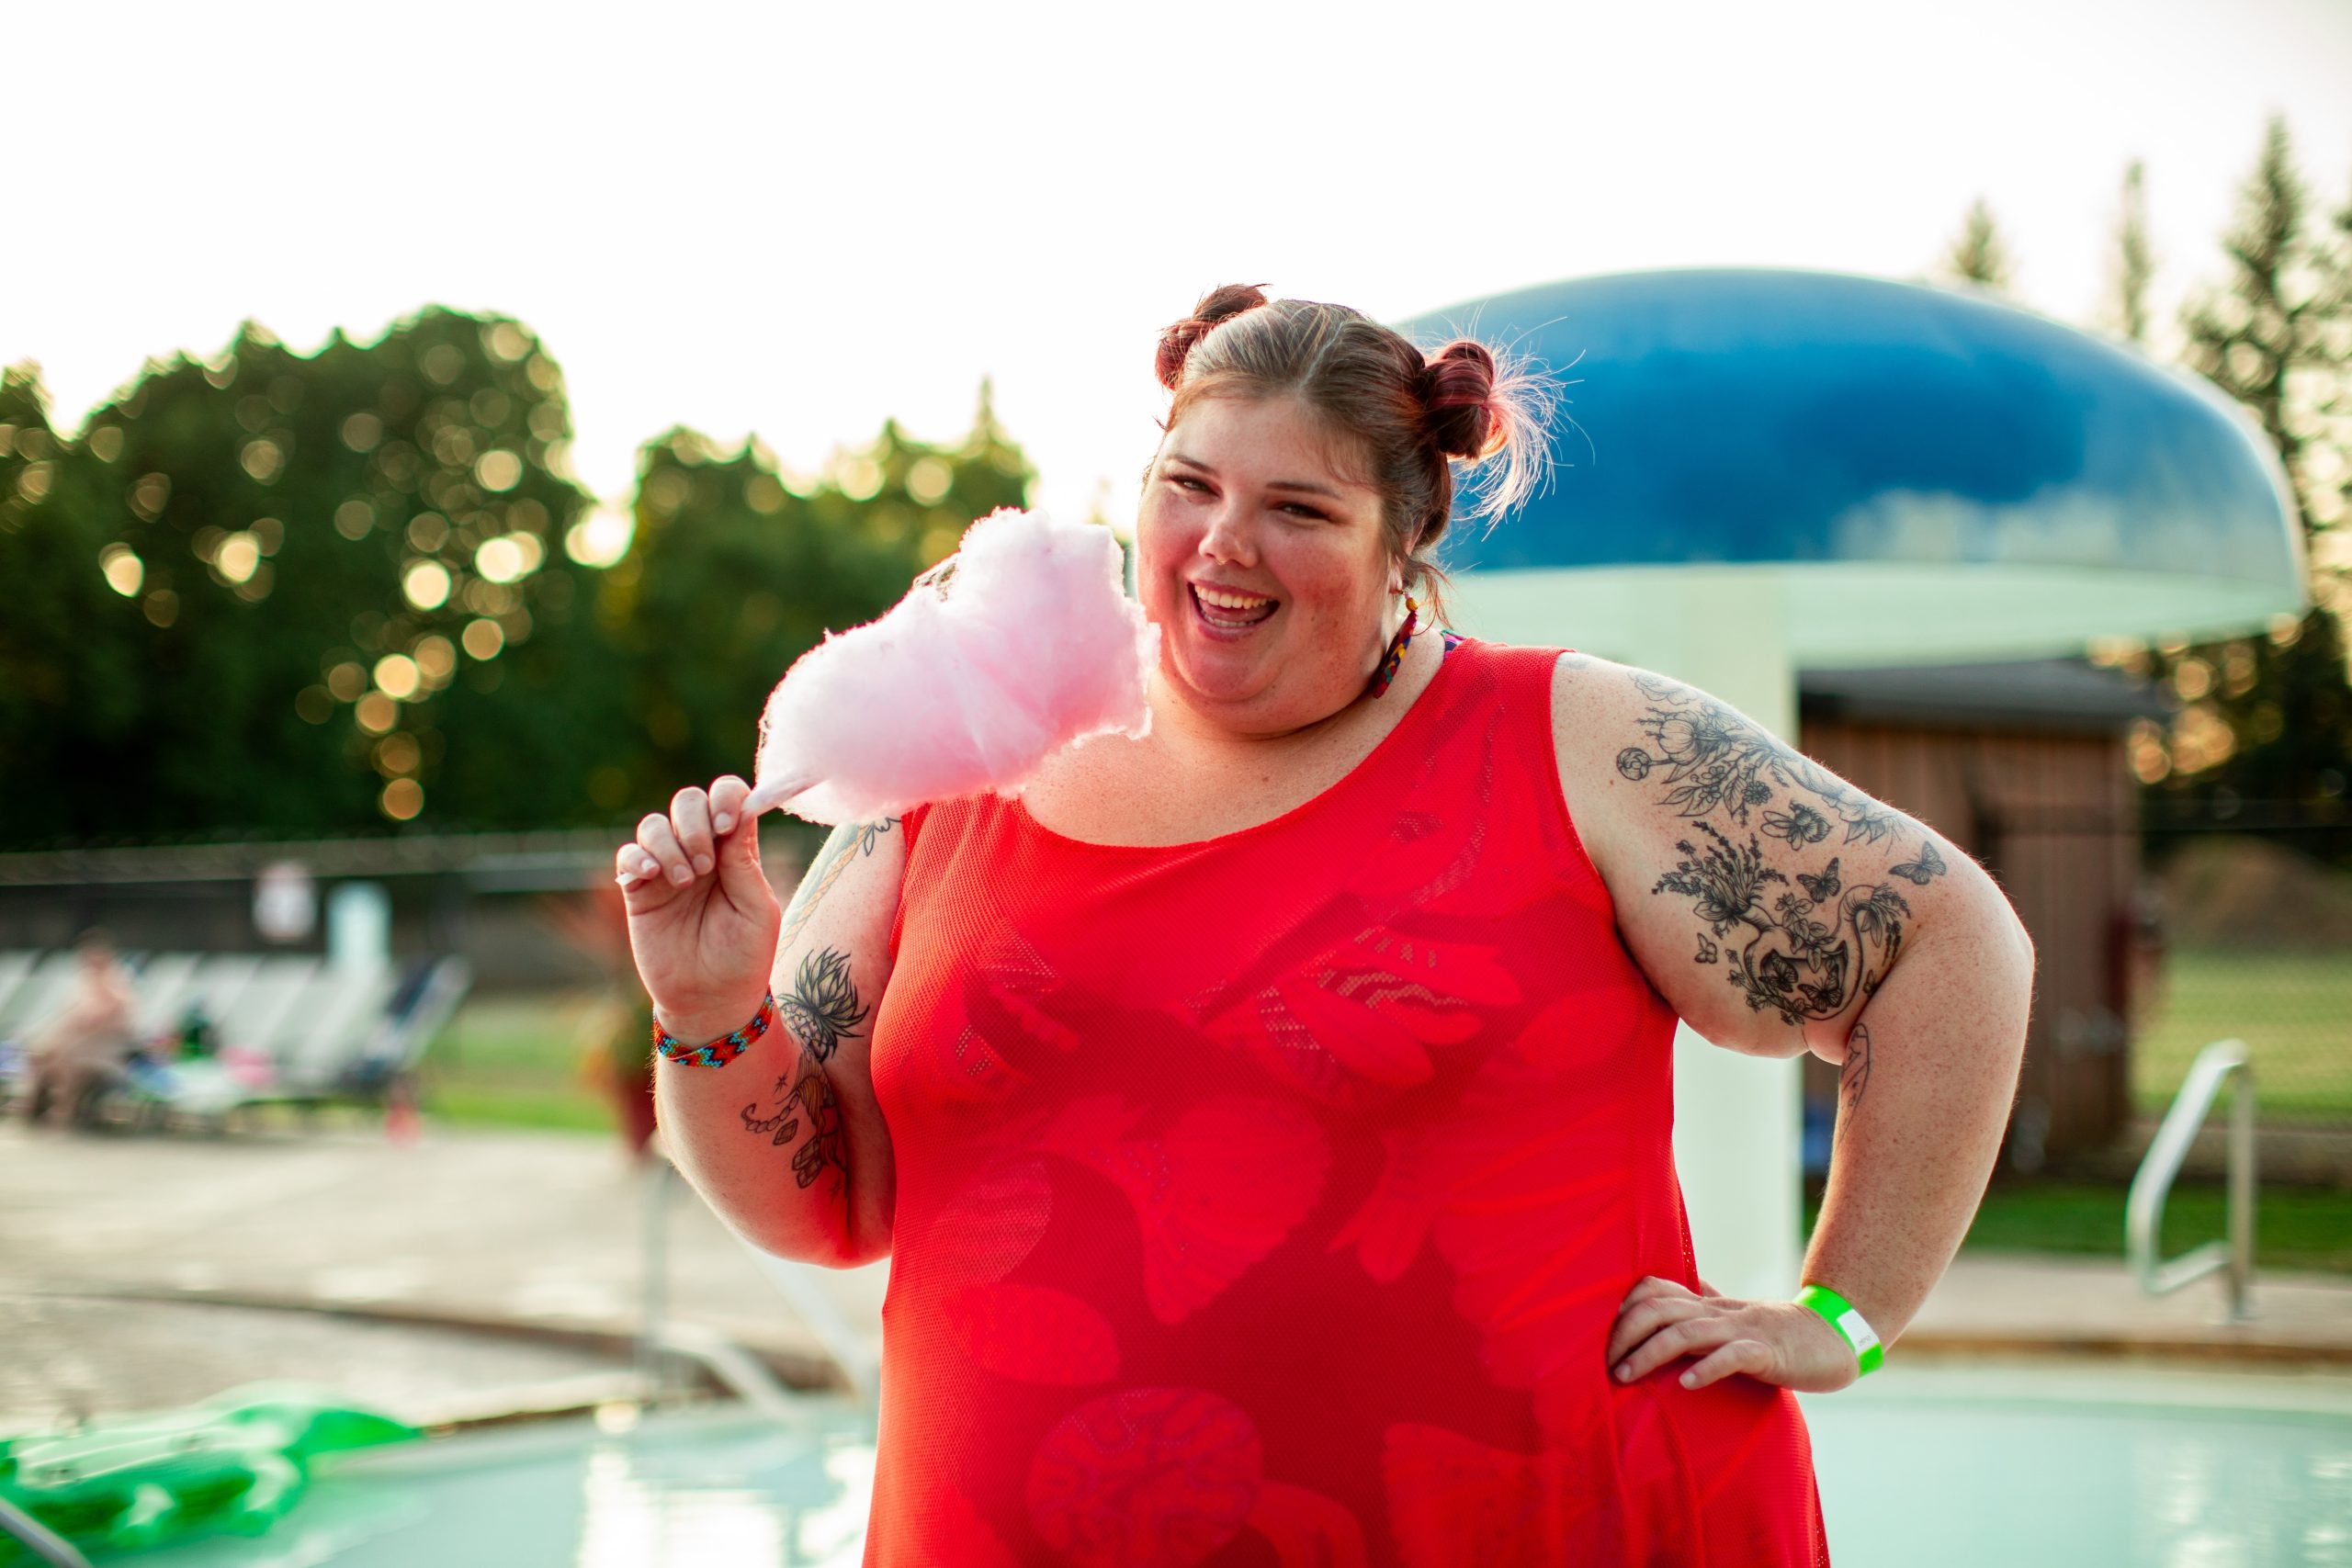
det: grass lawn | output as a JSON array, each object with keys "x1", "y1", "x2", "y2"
[
  {"x1": 2134, "y1": 945, "x2": 2352, "y2": 1122},
  {"x1": 415, "y1": 990, "x2": 619, "y2": 1135},
  {"x1": 1807, "y1": 1179, "x2": 2352, "y2": 1274}
]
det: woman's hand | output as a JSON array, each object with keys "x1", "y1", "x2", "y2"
[
  {"x1": 614, "y1": 776, "x2": 781, "y2": 1042},
  {"x1": 1605, "y1": 1275, "x2": 1860, "y2": 1393}
]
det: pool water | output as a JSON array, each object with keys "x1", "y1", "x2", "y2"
[
  {"x1": 1806, "y1": 1359, "x2": 2352, "y2": 1566},
  {"x1": 113, "y1": 1359, "x2": 2352, "y2": 1566}
]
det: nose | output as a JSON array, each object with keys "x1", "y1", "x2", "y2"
[{"x1": 1195, "y1": 495, "x2": 1259, "y2": 570}]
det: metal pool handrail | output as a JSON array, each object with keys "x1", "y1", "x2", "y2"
[
  {"x1": 0, "y1": 1495, "x2": 92, "y2": 1568},
  {"x1": 2126, "y1": 1038, "x2": 2256, "y2": 1321}
]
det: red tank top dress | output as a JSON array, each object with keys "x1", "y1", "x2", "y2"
[{"x1": 865, "y1": 636, "x2": 1830, "y2": 1567}]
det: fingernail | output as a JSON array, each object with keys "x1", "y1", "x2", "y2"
[
  {"x1": 694, "y1": 856, "x2": 713, "y2": 874},
  {"x1": 1679, "y1": 1371, "x2": 1696, "y2": 1387},
  {"x1": 714, "y1": 815, "x2": 734, "y2": 833},
  {"x1": 669, "y1": 865, "x2": 692, "y2": 886},
  {"x1": 1614, "y1": 1364, "x2": 1631, "y2": 1382}
]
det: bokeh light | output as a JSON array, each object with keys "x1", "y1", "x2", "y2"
[
  {"x1": 475, "y1": 536, "x2": 526, "y2": 583},
  {"x1": 461, "y1": 618, "x2": 505, "y2": 660},
  {"x1": 402, "y1": 558, "x2": 452, "y2": 610},
  {"x1": 215, "y1": 532, "x2": 261, "y2": 583},
  {"x1": 295, "y1": 686, "x2": 334, "y2": 725},
  {"x1": 474, "y1": 449, "x2": 523, "y2": 491},
  {"x1": 905, "y1": 456, "x2": 953, "y2": 505},
  {"x1": 334, "y1": 498, "x2": 375, "y2": 539},
  {"x1": 373, "y1": 653, "x2": 421, "y2": 700},
  {"x1": 373, "y1": 732, "x2": 421, "y2": 775},
  {"x1": 355, "y1": 692, "x2": 397, "y2": 734},
  {"x1": 98, "y1": 544, "x2": 143, "y2": 597},
  {"x1": 564, "y1": 501, "x2": 633, "y2": 567},
  {"x1": 379, "y1": 778, "x2": 423, "y2": 819},
  {"x1": 326, "y1": 660, "x2": 368, "y2": 701},
  {"x1": 414, "y1": 634, "x2": 457, "y2": 682}
]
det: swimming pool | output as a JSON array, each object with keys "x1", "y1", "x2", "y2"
[{"x1": 90, "y1": 1357, "x2": 2352, "y2": 1566}]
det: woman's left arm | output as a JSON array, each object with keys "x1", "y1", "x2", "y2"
[{"x1": 1546, "y1": 653, "x2": 2038, "y2": 1392}]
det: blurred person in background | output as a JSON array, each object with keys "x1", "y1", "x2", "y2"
[{"x1": 19, "y1": 928, "x2": 139, "y2": 1127}]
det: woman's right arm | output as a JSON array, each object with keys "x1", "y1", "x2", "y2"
[{"x1": 616, "y1": 774, "x2": 904, "y2": 1268}]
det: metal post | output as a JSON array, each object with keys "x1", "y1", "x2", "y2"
[
  {"x1": 640, "y1": 1154, "x2": 673, "y2": 1401},
  {"x1": 2228, "y1": 1060, "x2": 2256, "y2": 1322}
]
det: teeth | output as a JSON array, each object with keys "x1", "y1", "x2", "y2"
[{"x1": 1195, "y1": 586, "x2": 1273, "y2": 611}]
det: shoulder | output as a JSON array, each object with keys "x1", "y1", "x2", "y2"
[{"x1": 1540, "y1": 651, "x2": 2019, "y2": 1057}]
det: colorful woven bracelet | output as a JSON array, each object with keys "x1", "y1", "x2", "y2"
[
  {"x1": 1794, "y1": 1282, "x2": 1885, "y2": 1377},
  {"x1": 651, "y1": 992, "x2": 778, "y2": 1069}
]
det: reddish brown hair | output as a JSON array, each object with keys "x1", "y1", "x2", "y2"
[{"x1": 1149, "y1": 283, "x2": 1555, "y2": 619}]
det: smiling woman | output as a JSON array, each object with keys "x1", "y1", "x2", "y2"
[{"x1": 617, "y1": 283, "x2": 2033, "y2": 1566}]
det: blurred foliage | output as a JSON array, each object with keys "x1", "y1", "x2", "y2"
[
  {"x1": 2087, "y1": 115, "x2": 2352, "y2": 843},
  {"x1": 1938, "y1": 195, "x2": 2018, "y2": 293},
  {"x1": 605, "y1": 386, "x2": 1031, "y2": 803},
  {"x1": 0, "y1": 311, "x2": 1032, "y2": 847}
]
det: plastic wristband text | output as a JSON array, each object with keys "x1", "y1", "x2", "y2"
[
  {"x1": 652, "y1": 992, "x2": 777, "y2": 1069},
  {"x1": 1794, "y1": 1282, "x2": 1884, "y2": 1376}
]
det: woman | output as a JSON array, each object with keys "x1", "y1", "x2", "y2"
[{"x1": 619, "y1": 285, "x2": 2036, "y2": 1565}]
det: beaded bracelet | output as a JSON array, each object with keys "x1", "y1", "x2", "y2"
[
  {"x1": 1794, "y1": 1281, "x2": 1885, "y2": 1377},
  {"x1": 651, "y1": 992, "x2": 778, "y2": 1069}
]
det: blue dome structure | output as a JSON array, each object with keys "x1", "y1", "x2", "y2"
[{"x1": 1396, "y1": 268, "x2": 2306, "y2": 665}]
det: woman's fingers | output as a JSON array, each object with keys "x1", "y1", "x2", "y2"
[
  {"x1": 670, "y1": 786, "x2": 718, "y2": 876},
  {"x1": 1605, "y1": 1293, "x2": 1704, "y2": 1371},
  {"x1": 1679, "y1": 1337, "x2": 1773, "y2": 1391},
  {"x1": 614, "y1": 840, "x2": 661, "y2": 887},
  {"x1": 708, "y1": 775, "x2": 751, "y2": 837},
  {"x1": 636, "y1": 813, "x2": 693, "y2": 886}
]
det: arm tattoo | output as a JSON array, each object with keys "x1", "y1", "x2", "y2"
[
  {"x1": 738, "y1": 942, "x2": 865, "y2": 1193},
  {"x1": 1839, "y1": 1021, "x2": 1873, "y2": 1119},
  {"x1": 741, "y1": 1055, "x2": 849, "y2": 1193},
  {"x1": 1617, "y1": 671, "x2": 1905, "y2": 845},
  {"x1": 775, "y1": 947, "x2": 869, "y2": 1063},
  {"x1": 1628, "y1": 673, "x2": 1946, "y2": 1028},
  {"x1": 778, "y1": 817, "x2": 899, "y2": 948}
]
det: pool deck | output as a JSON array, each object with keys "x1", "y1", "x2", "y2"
[{"x1": 3, "y1": 1119, "x2": 2346, "y2": 1415}]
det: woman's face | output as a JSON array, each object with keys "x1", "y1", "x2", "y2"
[{"x1": 1136, "y1": 392, "x2": 1396, "y2": 736}]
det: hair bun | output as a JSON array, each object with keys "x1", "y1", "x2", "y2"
[
  {"x1": 1420, "y1": 339, "x2": 1502, "y2": 460},
  {"x1": 1156, "y1": 283, "x2": 1271, "y2": 389}
]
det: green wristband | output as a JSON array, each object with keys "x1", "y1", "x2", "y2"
[{"x1": 1795, "y1": 1282, "x2": 1885, "y2": 1376}]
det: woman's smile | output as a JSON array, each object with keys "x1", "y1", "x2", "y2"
[{"x1": 1189, "y1": 580, "x2": 1281, "y2": 634}]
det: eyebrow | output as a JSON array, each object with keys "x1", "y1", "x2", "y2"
[{"x1": 1165, "y1": 451, "x2": 1344, "y2": 499}]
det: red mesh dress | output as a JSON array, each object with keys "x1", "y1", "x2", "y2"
[{"x1": 865, "y1": 636, "x2": 1831, "y2": 1567}]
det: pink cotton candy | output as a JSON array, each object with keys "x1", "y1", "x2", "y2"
[{"x1": 745, "y1": 508, "x2": 1159, "y2": 825}]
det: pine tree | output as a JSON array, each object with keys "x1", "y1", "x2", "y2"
[
  {"x1": 2118, "y1": 117, "x2": 2352, "y2": 840},
  {"x1": 1941, "y1": 197, "x2": 2018, "y2": 292},
  {"x1": 2106, "y1": 160, "x2": 2156, "y2": 344}
]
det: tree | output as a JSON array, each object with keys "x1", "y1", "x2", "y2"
[
  {"x1": 2109, "y1": 117, "x2": 2352, "y2": 838},
  {"x1": 1940, "y1": 197, "x2": 2018, "y2": 292},
  {"x1": 0, "y1": 309, "x2": 633, "y2": 845},
  {"x1": 602, "y1": 381, "x2": 1036, "y2": 804},
  {"x1": 2104, "y1": 159, "x2": 2156, "y2": 345}
]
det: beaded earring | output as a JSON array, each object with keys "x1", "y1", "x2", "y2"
[{"x1": 1369, "y1": 594, "x2": 1419, "y2": 698}]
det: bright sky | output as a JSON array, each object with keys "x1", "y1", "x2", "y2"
[{"x1": 7, "y1": 0, "x2": 2350, "y2": 533}]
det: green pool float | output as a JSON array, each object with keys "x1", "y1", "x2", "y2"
[{"x1": 0, "y1": 1382, "x2": 419, "y2": 1562}]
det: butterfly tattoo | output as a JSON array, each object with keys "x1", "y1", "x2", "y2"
[
  {"x1": 1889, "y1": 840, "x2": 1947, "y2": 886},
  {"x1": 1795, "y1": 858, "x2": 1842, "y2": 904}
]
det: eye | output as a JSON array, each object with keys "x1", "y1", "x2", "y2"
[
  {"x1": 1279, "y1": 502, "x2": 1328, "y2": 520},
  {"x1": 1168, "y1": 475, "x2": 1209, "y2": 493}
]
